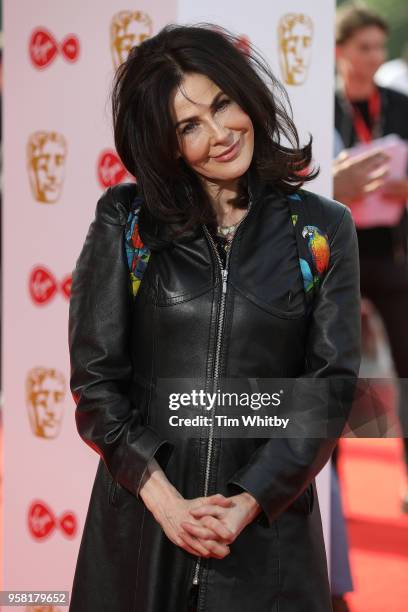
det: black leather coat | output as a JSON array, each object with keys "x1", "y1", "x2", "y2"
[{"x1": 68, "y1": 175, "x2": 361, "y2": 612}]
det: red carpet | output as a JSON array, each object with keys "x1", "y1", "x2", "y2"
[{"x1": 338, "y1": 437, "x2": 408, "y2": 612}]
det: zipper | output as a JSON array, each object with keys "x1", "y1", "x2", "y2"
[{"x1": 192, "y1": 195, "x2": 253, "y2": 587}]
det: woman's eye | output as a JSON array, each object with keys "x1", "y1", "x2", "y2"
[
  {"x1": 216, "y1": 98, "x2": 231, "y2": 111},
  {"x1": 181, "y1": 122, "x2": 197, "y2": 135},
  {"x1": 180, "y1": 100, "x2": 231, "y2": 136}
]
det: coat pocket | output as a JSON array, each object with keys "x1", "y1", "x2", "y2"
[
  {"x1": 107, "y1": 476, "x2": 122, "y2": 507},
  {"x1": 290, "y1": 482, "x2": 314, "y2": 514}
]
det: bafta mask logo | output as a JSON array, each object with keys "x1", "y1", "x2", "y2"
[
  {"x1": 29, "y1": 266, "x2": 71, "y2": 305},
  {"x1": 110, "y1": 10, "x2": 153, "y2": 68},
  {"x1": 278, "y1": 14, "x2": 313, "y2": 86},
  {"x1": 26, "y1": 367, "x2": 66, "y2": 439},
  {"x1": 27, "y1": 131, "x2": 67, "y2": 203},
  {"x1": 97, "y1": 149, "x2": 132, "y2": 188},
  {"x1": 28, "y1": 500, "x2": 77, "y2": 540},
  {"x1": 29, "y1": 27, "x2": 80, "y2": 70}
]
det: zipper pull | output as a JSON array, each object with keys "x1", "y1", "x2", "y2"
[{"x1": 222, "y1": 268, "x2": 228, "y2": 293}]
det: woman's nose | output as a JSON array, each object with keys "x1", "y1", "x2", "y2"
[{"x1": 207, "y1": 119, "x2": 232, "y2": 145}]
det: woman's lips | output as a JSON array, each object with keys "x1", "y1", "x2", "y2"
[{"x1": 213, "y1": 138, "x2": 241, "y2": 162}]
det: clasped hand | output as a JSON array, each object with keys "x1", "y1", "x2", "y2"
[
  {"x1": 139, "y1": 458, "x2": 261, "y2": 559},
  {"x1": 157, "y1": 492, "x2": 259, "y2": 559}
]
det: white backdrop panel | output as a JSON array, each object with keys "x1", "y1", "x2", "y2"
[{"x1": 3, "y1": 0, "x2": 335, "y2": 598}]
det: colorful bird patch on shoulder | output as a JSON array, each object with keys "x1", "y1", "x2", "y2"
[
  {"x1": 299, "y1": 258, "x2": 314, "y2": 293},
  {"x1": 301, "y1": 225, "x2": 330, "y2": 291},
  {"x1": 125, "y1": 197, "x2": 151, "y2": 297}
]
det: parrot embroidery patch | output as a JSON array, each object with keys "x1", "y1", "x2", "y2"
[
  {"x1": 125, "y1": 197, "x2": 151, "y2": 297},
  {"x1": 288, "y1": 192, "x2": 330, "y2": 294},
  {"x1": 299, "y1": 223, "x2": 330, "y2": 293}
]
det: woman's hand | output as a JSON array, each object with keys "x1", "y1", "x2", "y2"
[
  {"x1": 156, "y1": 493, "x2": 235, "y2": 559},
  {"x1": 139, "y1": 458, "x2": 234, "y2": 558},
  {"x1": 139, "y1": 458, "x2": 261, "y2": 558},
  {"x1": 180, "y1": 492, "x2": 261, "y2": 551}
]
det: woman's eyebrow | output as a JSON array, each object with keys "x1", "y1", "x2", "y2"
[{"x1": 175, "y1": 91, "x2": 225, "y2": 128}]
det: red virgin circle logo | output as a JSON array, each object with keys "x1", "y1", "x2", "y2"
[
  {"x1": 97, "y1": 149, "x2": 133, "y2": 188},
  {"x1": 29, "y1": 266, "x2": 71, "y2": 305},
  {"x1": 28, "y1": 500, "x2": 77, "y2": 540},
  {"x1": 235, "y1": 35, "x2": 251, "y2": 55},
  {"x1": 29, "y1": 27, "x2": 80, "y2": 69}
]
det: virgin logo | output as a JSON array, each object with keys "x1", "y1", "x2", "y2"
[
  {"x1": 29, "y1": 266, "x2": 71, "y2": 305},
  {"x1": 29, "y1": 27, "x2": 80, "y2": 69},
  {"x1": 235, "y1": 35, "x2": 251, "y2": 55},
  {"x1": 210, "y1": 25, "x2": 251, "y2": 57},
  {"x1": 28, "y1": 500, "x2": 77, "y2": 540},
  {"x1": 97, "y1": 149, "x2": 133, "y2": 188}
]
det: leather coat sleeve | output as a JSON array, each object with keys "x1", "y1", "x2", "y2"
[
  {"x1": 69, "y1": 187, "x2": 174, "y2": 499},
  {"x1": 227, "y1": 206, "x2": 361, "y2": 527}
]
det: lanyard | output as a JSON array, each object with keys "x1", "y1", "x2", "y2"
[{"x1": 346, "y1": 86, "x2": 381, "y2": 143}]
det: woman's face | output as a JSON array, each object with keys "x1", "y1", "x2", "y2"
[{"x1": 171, "y1": 73, "x2": 254, "y2": 185}]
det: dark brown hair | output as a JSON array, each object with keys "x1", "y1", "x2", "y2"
[
  {"x1": 111, "y1": 23, "x2": 318, "y2": 249},
  {"x1": 336, "y1": 3, "x2": 389, "y2": 45}
]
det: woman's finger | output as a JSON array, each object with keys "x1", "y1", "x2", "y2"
[
  {"x1": 207, "y1": 494, "x2": 233, "y2": 506},
  {"x1": 191, "y1": 494, "x2": 232, "y2": 511},
  {"x1": 176, "y1": 537, "x2": 202, "y2": 557},
  {"x1": 181, "y1": 520, "x2": 231, "y2": 543},
  {"x1": 179, "y1": 530, "x2": 229, "y2": 559},
  {"x1": 178, "y1": 531, "x2": 212, "y2": 557},
  {"x1": 202, "y1": 538, "x2": 231, "y2": 559},
  {"x1": 180, "y1": 521, "x2": 217, "y2": 540},
  {"x1": 179, "y1": 530, "x2": 230, "y2": 559},
  {"x1": 189, "y1": 504, "x2": 224, "y2": 518},
  {"x1": 200, "y1": 515, "x2": 235, "y2": 542}
]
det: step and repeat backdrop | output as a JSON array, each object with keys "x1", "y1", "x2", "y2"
[{"x1": 3, "y1": 0, "x2": 335, "y2": 600}]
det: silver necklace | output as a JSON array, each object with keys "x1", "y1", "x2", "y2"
[
  {"x1": 216, "y1": 212, "x2": 248, "y2": 252},
  {"x1": 216, "y1": 221, "x2": 240, "y2": 237}
]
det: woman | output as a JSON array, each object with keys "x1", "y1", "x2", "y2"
[{"x1": 68, "y1": 24, "x2": 361, "y2": 612}]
